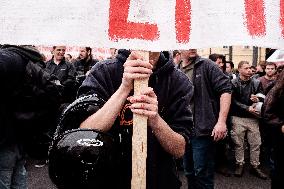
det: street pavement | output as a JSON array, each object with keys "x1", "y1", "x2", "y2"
[{"x1": 27, "y1": 158, "x2": 270, "y2": 189}]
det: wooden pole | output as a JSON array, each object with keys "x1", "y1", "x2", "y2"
[{"x1": 131, "y1": 51, "x2": 149, "y2": 189}]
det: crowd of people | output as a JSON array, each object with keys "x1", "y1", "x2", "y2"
[
  {"x1": 176, "y1": 50, "x2": 283, "y2": 189},
  {"x1": 0, "y1": 45, "x2": 283, "y2": 189}
]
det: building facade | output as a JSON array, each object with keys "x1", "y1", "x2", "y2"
[{"x1": 198, "y1": 46, "x2": 266, "y2": 67}]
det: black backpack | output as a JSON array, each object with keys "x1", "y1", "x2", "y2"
[{"x1": 13, "y1": 60, "x2": 63, "y2": 158}]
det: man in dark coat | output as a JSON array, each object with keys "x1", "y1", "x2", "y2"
[
  {"x1": 230, "y1": 61, "x2": 267, "y2": 179},
  {"x1": 0, "y1": 45, "x2": 61, "y2": 188},
  {"x1": 178, "y1": 49, "x2": 232, "y2": 189},
  {"x1": 77, "y1": 50, "x2": 194, "y2": 189},
  {"x1": 45, "y1": 46, "x2": 77, "y2": 104},
  {"x1": 73, "y1": 47, "x2": 98, "y2": 85},
  {"x1": 262, "y1": 69, "x2": 284, "y2": 189}
]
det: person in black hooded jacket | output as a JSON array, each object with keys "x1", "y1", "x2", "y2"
[
  {"x1": 77, "y1": 50, "x2": 193, "y2": 189},
  {"x1": 0, "y1": 45, "x2": 61, "y2": 189},
  {"x1": 262, "y1": 69, "x2": 284, "y2": 189},
  {"x1": 73, "y1": 47, "x2": 98, "y2": 85}
]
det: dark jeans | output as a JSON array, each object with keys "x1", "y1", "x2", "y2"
[
  {"x1": 0, "y1": 144, "x2": 27, "y2": 189},
  {"x1": 183, "y1": 136, "x2": 216, "y2": 189}
]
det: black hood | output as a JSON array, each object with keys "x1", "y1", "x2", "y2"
[
  {"x1": 1, "y1": 45, "x2": 43, "y2": 63},
  {"x1": 153, "y1": 52, "x2": 174, "y2": 76},
  {"x1": 116, "y1": 49, "x2": 131, "y2": 63},
  {"x1": 116, "y1": 49, "x2": 174, "y2": 75}
]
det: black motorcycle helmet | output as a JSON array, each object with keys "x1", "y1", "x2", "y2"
[{"x1": 49, "y1": 94, "x2": 116, "y2": 189}]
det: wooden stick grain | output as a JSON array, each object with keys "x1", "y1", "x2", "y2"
[{"x1": 131, "y1": 51, "x2": 149, "y2": 189}]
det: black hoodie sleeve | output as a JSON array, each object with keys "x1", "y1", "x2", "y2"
[
  {"x1": 164, "y1": 70, "x2": 194, "y2": 142},
  {"x1": 77, "y1": 60, "x2": 121, "y2": 101}
]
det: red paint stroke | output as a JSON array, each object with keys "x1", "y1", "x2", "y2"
[
  {"x1": 281, "y1": 0, "x2": 284, "y2": 37},
  {"x1": 244, "y1": 0, "x2": 266, "y2": 36},
  {"x1": 109, "y1": 0, "x2": 159, "y2": 41},
  {"x1": 175, "y1": 0, "x2": 191, "y2": 43}
]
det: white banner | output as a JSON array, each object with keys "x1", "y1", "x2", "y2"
[{"x1": 0, "y1": 0, "x2": 284, "y2": 50}]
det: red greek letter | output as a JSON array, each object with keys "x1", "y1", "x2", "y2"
[
  {"x1": 175, "y1": 0, "x2": 191, "y2": 43},
  {"x1": 108, "y1": 0, "x2": 159, "y2": 41},
  {"x1": 244, "y1": 0, "x2": 266, "y2": 36}
]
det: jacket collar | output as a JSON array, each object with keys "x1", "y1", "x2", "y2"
[
  {"x1": 177, "y1": 56, "x2": 203, "y2": 69},
  {"x1": 237, "y1": 76, "x2": 251, "y2": 84}
]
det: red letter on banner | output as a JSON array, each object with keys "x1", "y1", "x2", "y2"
[
  {"x1": 175, "y1": 0, "x2": 191, "y2": 43},
  {"x1": 281, "y1": 0, "x2": 284, "y2": 37},
  {"x1": 244, "y1": 0, "x2": 266, "y2": 36},
  {"x1": 109, "y1": 0, "x2": 159, "y2": 41}
]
